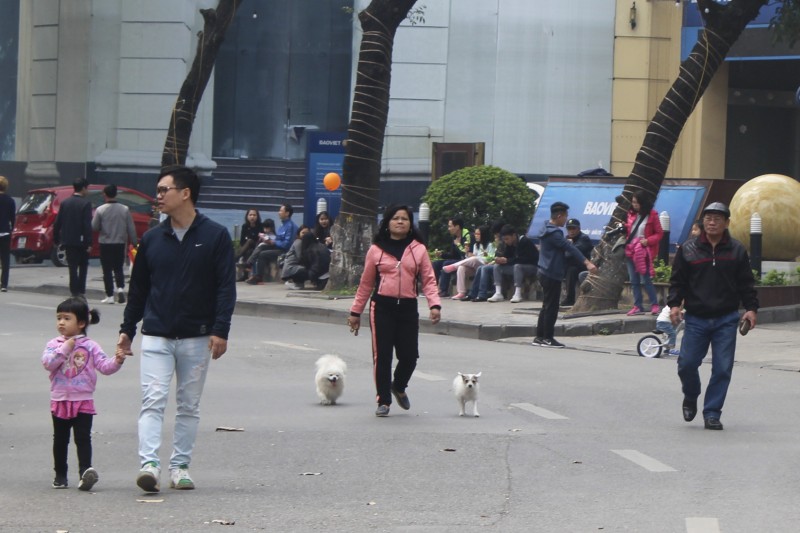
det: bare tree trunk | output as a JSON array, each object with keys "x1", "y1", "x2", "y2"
[
  {"x1": 327, "y1": 0, "x2": 418, "y2": 290},
  {"x1": 161, "y1": 0, "x2": 243, "y2": 167},
  {"x1": 570, "y1": 0, "x2": 768, "y2": 314}
]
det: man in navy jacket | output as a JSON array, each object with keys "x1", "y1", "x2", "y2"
[
  {"x1": 117, "y1": 165, "x2": 235, "y2": 492},
  {"x1": 53, "y1": 178, "x2": 92, "y2": 297}
]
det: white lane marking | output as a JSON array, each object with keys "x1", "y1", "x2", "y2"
[
  {"x1": 686, "y1": 517, "x2": 720, "y2": 533},
  {"x1": 510, "y1": 402, "x2": 569, "y2": 420},
  {"x1": 412, "y1": 371, "x2": 447, "y2": 382},
  {"x1": 611, "y1": 449, "x2": 677, "y2": 472},
  {"x1": 261, "y1": 341, "x2": 317, "y2": 352},
  {"x1": 10, "y1": 302, "x2": 52, "y2": 311}
]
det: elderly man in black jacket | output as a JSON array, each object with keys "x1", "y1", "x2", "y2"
[
  {"x1": 53, "y1": 178, "x2": 92, "y2": 297},
  {"x1": 668, "y1": 202, "x2": 758, "y2": 431}
]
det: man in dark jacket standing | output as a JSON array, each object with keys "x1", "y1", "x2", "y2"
[
  {"x1": 117, "y1": 165, "x2": 236, "y2": 492},
  {"x1": 668, "y1": 202, "x2": 758, "y2": 431},
  {"x1": 561, "y1": 218, "x2": 594, "y2": 306},
  {"x1": 533, "y1": 202, "x2": 597, "y2": 348},
  {"x1": 53, "y1": 178, "x2": 92, "y2": 297}
]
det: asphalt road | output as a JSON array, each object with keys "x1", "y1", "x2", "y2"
[{"x1": 2, "y1": 290, "x2": 800, "y2": 532}]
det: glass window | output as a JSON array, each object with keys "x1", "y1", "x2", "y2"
[
  {"x1": 18, "y1": 192, "x2": 54, "y2": 215},
  {"x1": 213, "y1": 0, "x2": 353, "y2": 160},
  {"x1": 0, "y1": 0, "x2": 20, "y2": 160}
]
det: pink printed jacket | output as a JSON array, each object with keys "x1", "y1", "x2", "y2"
[
  {"x1": 350, "y1": 239, "x2": 441, "y2": 315},
  {"x1": 42, "y1": 336, "x2": 122, "y2": 402}
]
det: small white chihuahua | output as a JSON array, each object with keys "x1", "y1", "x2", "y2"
[
  {"x1": 453, "y1": 372, "x2": 481, "y2": 417},
  {"x1": 315, "y1": 354, "x2": 347, "y2": 405}
]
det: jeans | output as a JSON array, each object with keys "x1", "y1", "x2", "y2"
[
  {"x1": 435, "y1": 259, "x2": 458, "y2": 295},
  {"x1": 64, "y1": 245, "x2": 89, "y2": 296},
  {"x1": 139, "y1": 335, "x2": 211, "y2": 468},
  {"x1": 656, "y1": 319, "x2": 677, "y2": 347},
  {"x1": 626, "y1": 258, "x2": 657, "y2": 310},
  {"x1": 99, "y1": 243, "x2": 126, "y2": 296},
  {"x1": 493, "y1": 263, "x2": 537, "y2": 291},
  {"x1": 562, "y1": 261, "x2": 586, "y2": 304},
  {"x1": 677, "y1": 311, "x2": 739, "y2": 420},
  {"x1": 474, "y1": 264, "x2": 496, "y2": 299}
]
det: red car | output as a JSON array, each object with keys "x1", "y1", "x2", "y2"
[{"x1": 11, "y1": 185, "x2": 156, "y2": 266}]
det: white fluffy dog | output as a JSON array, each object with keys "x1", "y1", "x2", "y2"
[
  {"x1": 315, "y1": 354, "x2": 347, "y2": 405},
  {"x1": 454, "y1": 372, "x2": 481, "y2": 417}
]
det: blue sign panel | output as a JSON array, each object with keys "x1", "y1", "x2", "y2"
[
  {"x1": 305, "y1": 132, "x2": 346, "y2": 227},
  {"x1": 527, "y1": 182, "x2": 706, "y2": 251}
]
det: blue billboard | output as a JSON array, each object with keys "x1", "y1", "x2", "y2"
[
  {"x1": 527, "y1": 182, "x2": 706, "y2": 251},
  {"x1": 304, "y1": 131, "x2": 346, "y2": 227}
]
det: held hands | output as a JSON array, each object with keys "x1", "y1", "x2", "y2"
[
  {"x1": 347, "y1": 316, "x2": 360, "y2": 336},
  {"x1": 116, "y1": 333, "x2": 133, "y2": 358},
  {"x1": 584, "y1": 260, "x2": 598, "y2": 274},
  {"x1": 429, "y1": 308, "x2": 441, "y2": 325}
]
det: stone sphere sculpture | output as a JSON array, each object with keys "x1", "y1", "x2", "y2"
[{"x1": 728, "y1": 174, "x2": 800, "y2": 261}]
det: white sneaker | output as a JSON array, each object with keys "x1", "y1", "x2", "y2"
[
  {"x1": 284, "y1": 280, "x2": 295, "y2": 287},
  {"x1": 510, "y1": 292, "x2": 523, "y2": 303},
  {"x1": 487, "y1": 293, "x2": 505, "y2": 303},
  {"x1": 288, "y1": 283, "x2": 303, "y2": 290},
  {"x1": 136, "y1": 461, "x2": 161, "y2": 492},
  {"x1": 169, "y1": 465, "x2": 195, "y2": 490},
  {"x1": 100, "y1": 296, "x2": 115, "y2": 304}
]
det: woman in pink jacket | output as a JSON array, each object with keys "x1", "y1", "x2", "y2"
[
  {"x1": 348, "y1": 205, "x2": 442, "y2": 417},
  {"x1": 624, "y1": 191, "x2": 664, "y2": 316}
]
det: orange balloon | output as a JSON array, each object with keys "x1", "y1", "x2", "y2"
[{"x1": 323, "y1": 172, "x2": 341, "y2": 191}]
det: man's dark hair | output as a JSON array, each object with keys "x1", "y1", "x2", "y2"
[
  {"x1": 73, "y1": 178, "x2": 89, "y2": 193},
  {"x1": 450, "y1": 217, "x2": 464, "y2": 229},
  {"x1": 103, "y1": 184, "x2": 117, "y2": 198},
  {"x1": 159, "y1": 165, "x2": 200, "y2": 204},
  {"x1": 282, "y1": 204, "x2": 294, "y2": 217},
  {"x1": 499, "y1": 224, "x2": 517, "y2": 237},
  {"x1": 491, "y1": 219, "x2": 506, "y2": 235},
  {"x1": 550, "y1": 201, "x2": 569, "y2": 216}
]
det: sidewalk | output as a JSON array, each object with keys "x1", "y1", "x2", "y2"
[{"x1": 8, "y1": 263, "x2": 800, "y2": 344}]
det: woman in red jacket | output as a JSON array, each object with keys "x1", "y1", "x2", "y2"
[
  {"x1": 348, "y1": 205, "x2": 441, "y2": 417},
  {"x1": 624, "y1": 191, "x2": 664, "y2": 316}
]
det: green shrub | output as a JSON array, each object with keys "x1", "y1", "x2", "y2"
[
  {"x1": 653, "y1": 258, "x2": 671, "y2": 284},
  {"x1": 421, "y1": 165, "x2": 536, "y2": 250},
  {"x1": 759, "y1": 269, "x2": 789, "y2": 286}
]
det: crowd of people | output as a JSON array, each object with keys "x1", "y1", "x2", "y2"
[{"x1": 29, "y1": 173, "x2": 758, "y2": 493}]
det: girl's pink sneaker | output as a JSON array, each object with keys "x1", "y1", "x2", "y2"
[
  {"x1": 451, "y1": 293, "x2": 468, "y2": 300},
  {"x1": 626, "y1": 306, "x2": 643, "y2": 316}
]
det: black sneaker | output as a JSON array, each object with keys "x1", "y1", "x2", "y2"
[
  {"x1": 375, "y1": 405, "x2": 390, "y2": 417},
  {"x1": 391, "y1": 384, "x2": 411, "y2": 410},
  {"x1": 78, "y1": 467, "x2": 99, "y2": 491},
  {"x1": 542, "y1": 338, "x2": 565, "y2": 348},
  {"x1": 682, "y1": 398, "x2": 697, "y2": 422},
  {"x1": 52, "y1": 476, "x2": 68, "y2": 489},
  {"x1": 704, "y1": 417, "x2": 723, "y2": 430},
  {"x1": 531, "y1": 337, "x2": 545, "y2": 346},
  {"x1": 117, "y1": 289, "x2": 126, "y2": 304}
]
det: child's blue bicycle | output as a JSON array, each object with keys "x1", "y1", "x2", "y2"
[{"x1": 636, "y1": 320, "x2": 684, "y2": 358}]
